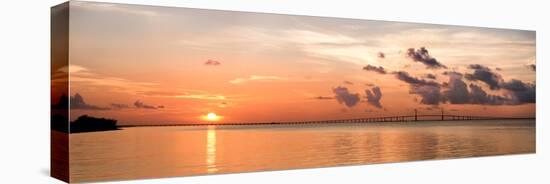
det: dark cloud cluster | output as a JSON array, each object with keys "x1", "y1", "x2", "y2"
[
  {"x1": 468, "y1": 84, "x2": 507, "y2": 105},
  {"x1": 394, "y1": 68, "x2": 535, "y2": 105},
  {"x1": 443, "y1": 73, "x2": 469, "y2": 104},
  {"x1": 463, "y1": 64, "x2": 535, "y2": 103},
  {"x1": 363, "y1": 64, "x2": 387, "y2": 74},
  {"x1": 464, "y1": 64, "x2": 503, "y2": 90},
  {"x1": 406, "y1": 47, "x2": 447, "y2": 69},
  {"x1": 501, "y1": 79, "x2": 536, "y2": 104},
  {"x1": 332, "y1": 86, "x2": 361, "y2": 108},
  {"x1": 410, "y1": 85, "x2": 442, "y2": 105},
  {"x1": 365, "y1": 86, "x2": 383, "y2": 108},
  {"x1": 204, "y1": 59, "x2": 221, "y2": 66},
  {"x1": 357, "y1": 47, "x2": 534, "y2": 106},
  {"x1": 441, "y1": 73, "x2": 508, "y2": 105},
  {"x1": 134, "y1": 100, "x2": 164, "y2": 109},
  {"x1": 393, "y1": 71, "x2": 441, "y2": 105},
  {"x1": 70, "y1": 93, "x2": 109, "y2": 110}
]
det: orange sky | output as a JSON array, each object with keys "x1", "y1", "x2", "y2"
[{"x1": 54, "y1": 2, "x2": 536, "y2": 125}]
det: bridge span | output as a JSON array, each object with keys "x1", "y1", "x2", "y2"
[{"x1": 119, "y1": 113, "x2": 533, "y2": 128}]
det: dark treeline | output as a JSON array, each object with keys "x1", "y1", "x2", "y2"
[
  {"x1": 51, "y1": 114, "x2": 69, "y2": 133},
  {"x1": 70, "y1": 115, "x2": 119, "y2": 133},
  {"x1": 51, "y1": 114, "x2": 119, "y2": 133}
]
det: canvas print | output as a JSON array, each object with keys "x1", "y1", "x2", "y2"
[{"x1": 51, "y1": 1, "x2": 536, "y2": 183}]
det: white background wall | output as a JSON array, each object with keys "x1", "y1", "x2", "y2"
[{"x1": 0, "y1": 0, "x2": 548, "y2": 183}]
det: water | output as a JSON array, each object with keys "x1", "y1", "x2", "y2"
[{"x1": 69, "y1": 119, "x2": 535, "y2": 182}]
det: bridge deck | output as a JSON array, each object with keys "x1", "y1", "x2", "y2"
[{"x1": 118, "y1": 115, "x2": 533, "y2": 127}]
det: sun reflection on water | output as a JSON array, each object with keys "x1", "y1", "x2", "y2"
[{"x1": 206, "y1": 126, "x2": 218, "y2": 173}]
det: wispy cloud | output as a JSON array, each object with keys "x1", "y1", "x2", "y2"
[
  {"x1": 72, "y1": 1, "x2": 159, "y2": 17},
  {"x1": 204, "y1": 59, "x2": 221, "y2": 66},
  {"x1": 70, "y1": 69, "x2": 158, "y2": 94},
  {"x1": 134, "y1": 100, "x2": 164, "y2": 109},
  {"x1": 137, "y1": 90, "x2": 227, "y2": 100},
  {"x1": 57, "y1": 64, "x2": 88, "y2": 74},
  {"x1": 229, "y1": 75, "x2": 286, "y2": 84},
  {"x1": 67, "y1": 65, "x2": 229, "y2": 101}
]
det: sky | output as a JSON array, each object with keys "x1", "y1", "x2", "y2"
[{"x1": 54, "y1": 1, "x2": 536, "y2": 125}]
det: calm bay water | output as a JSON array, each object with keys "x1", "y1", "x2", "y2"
[{"x1": 69, "y1": 119, "x2": 535, "y2": 182}]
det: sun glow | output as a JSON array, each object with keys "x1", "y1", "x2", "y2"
[{"x1": 203, "y1": 112, "x2": 221, "y2": 122}]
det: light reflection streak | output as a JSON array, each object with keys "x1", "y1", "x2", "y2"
[{"x1": 206, "y1": 126, "x2": 218, "y2": 173}]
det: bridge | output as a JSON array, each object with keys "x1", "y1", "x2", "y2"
[{"x1": 118, "y1": 110, "x2": 533, "y2": 127}]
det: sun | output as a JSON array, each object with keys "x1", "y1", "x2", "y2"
[{"x1": 203, "y1": 112, "x2": 221, "y2": 122}]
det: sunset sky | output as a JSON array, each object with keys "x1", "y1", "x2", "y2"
[{"x1": 55, "y1": 1, "x2": 536, "y2": 125}]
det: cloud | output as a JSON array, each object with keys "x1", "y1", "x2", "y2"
[
  {"x1": 464, "y1": 64, "x2": 503, "y2": 90},
  {"x1": 70, "y1": 93, "x2": 109, "y2": 110},
  {"x1": 425, "y1": 73, "x2": 437, "y2": 79},
  {"x1": 501, "y1": 79, "x2": 536, "y2": 104},
  {"x1": 137, "y1": 90, "x2": 227, "y2": 100},
  {"x1": 134, "y1": 100, "x2": 164, "y2": 109},
  {"x1": 229, "y1": 75, "x2": 286, "y2": 84},
  {"x1": 463, "y1": 64, "x2": 535, "y2": 104},
  {"x1": 343, "y1": 81, "x2": 354, "y2": 85},
  {"x1": 394, "y1": 71, "x2": 439, "y2": 87},
  {"x1": 410, "y1": 85, "x2": 442, "y2": 105},
  {"x1": 394, "y1": 71, "x2": 441, "y2": 105},
  {"x1": 217, "y1": 102, "x2": 229, "y2": 108},
  {"x1": 527, "y1": 64, "x2": 536, "y2": 71},
  {"x1": 52, "y1": 94, "x2": 69, "y2": 110},
  {"x1": 333, "y1": 86, "x2": 360, "y2": 108},
  {"x1": 72, "y1": 1, "x2": 158, "y2": 17},
  {"x1": 442, "y1": 71, "x2": 463, "y2": 77},
  {"x1": 377, "y1": 52, "x2": 385, "y2": 59},
  {"x1": 443, "y1": 72, "x2": 470, "y2": 104},
  {"x1": 68, "y1": 65, "x2": 158, "y2": 95},
  {"x1": 315, "y1": 96, "x2": 334, "y2": 100},
  {"x1": 57, "y1": 64, "x2": 88, "y2": 74},
  {"x1": 69, "y1": 93, "x2": 171, "y2": 111},
  {"x1": 204, "y1": 59, "x2": 221, "y2": 66},
  {"x1": 428, "y1": 72, "x2": 533, "y2": 105},
  {"x1": 468, "y1": 84, "x2": 507, "y2": 105},
  {"x1": 110, "y1": 103, "x2": 129, "y2": 109},
  {"x1": 363, "y1": 64, "x2": 387, "y2": 74},
  {"x1": 365, "y1": 86, "x2": 383, "y2": 108},
  {"x1": 406, "y1": 47, "x2": 447, "y2": 69}
]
